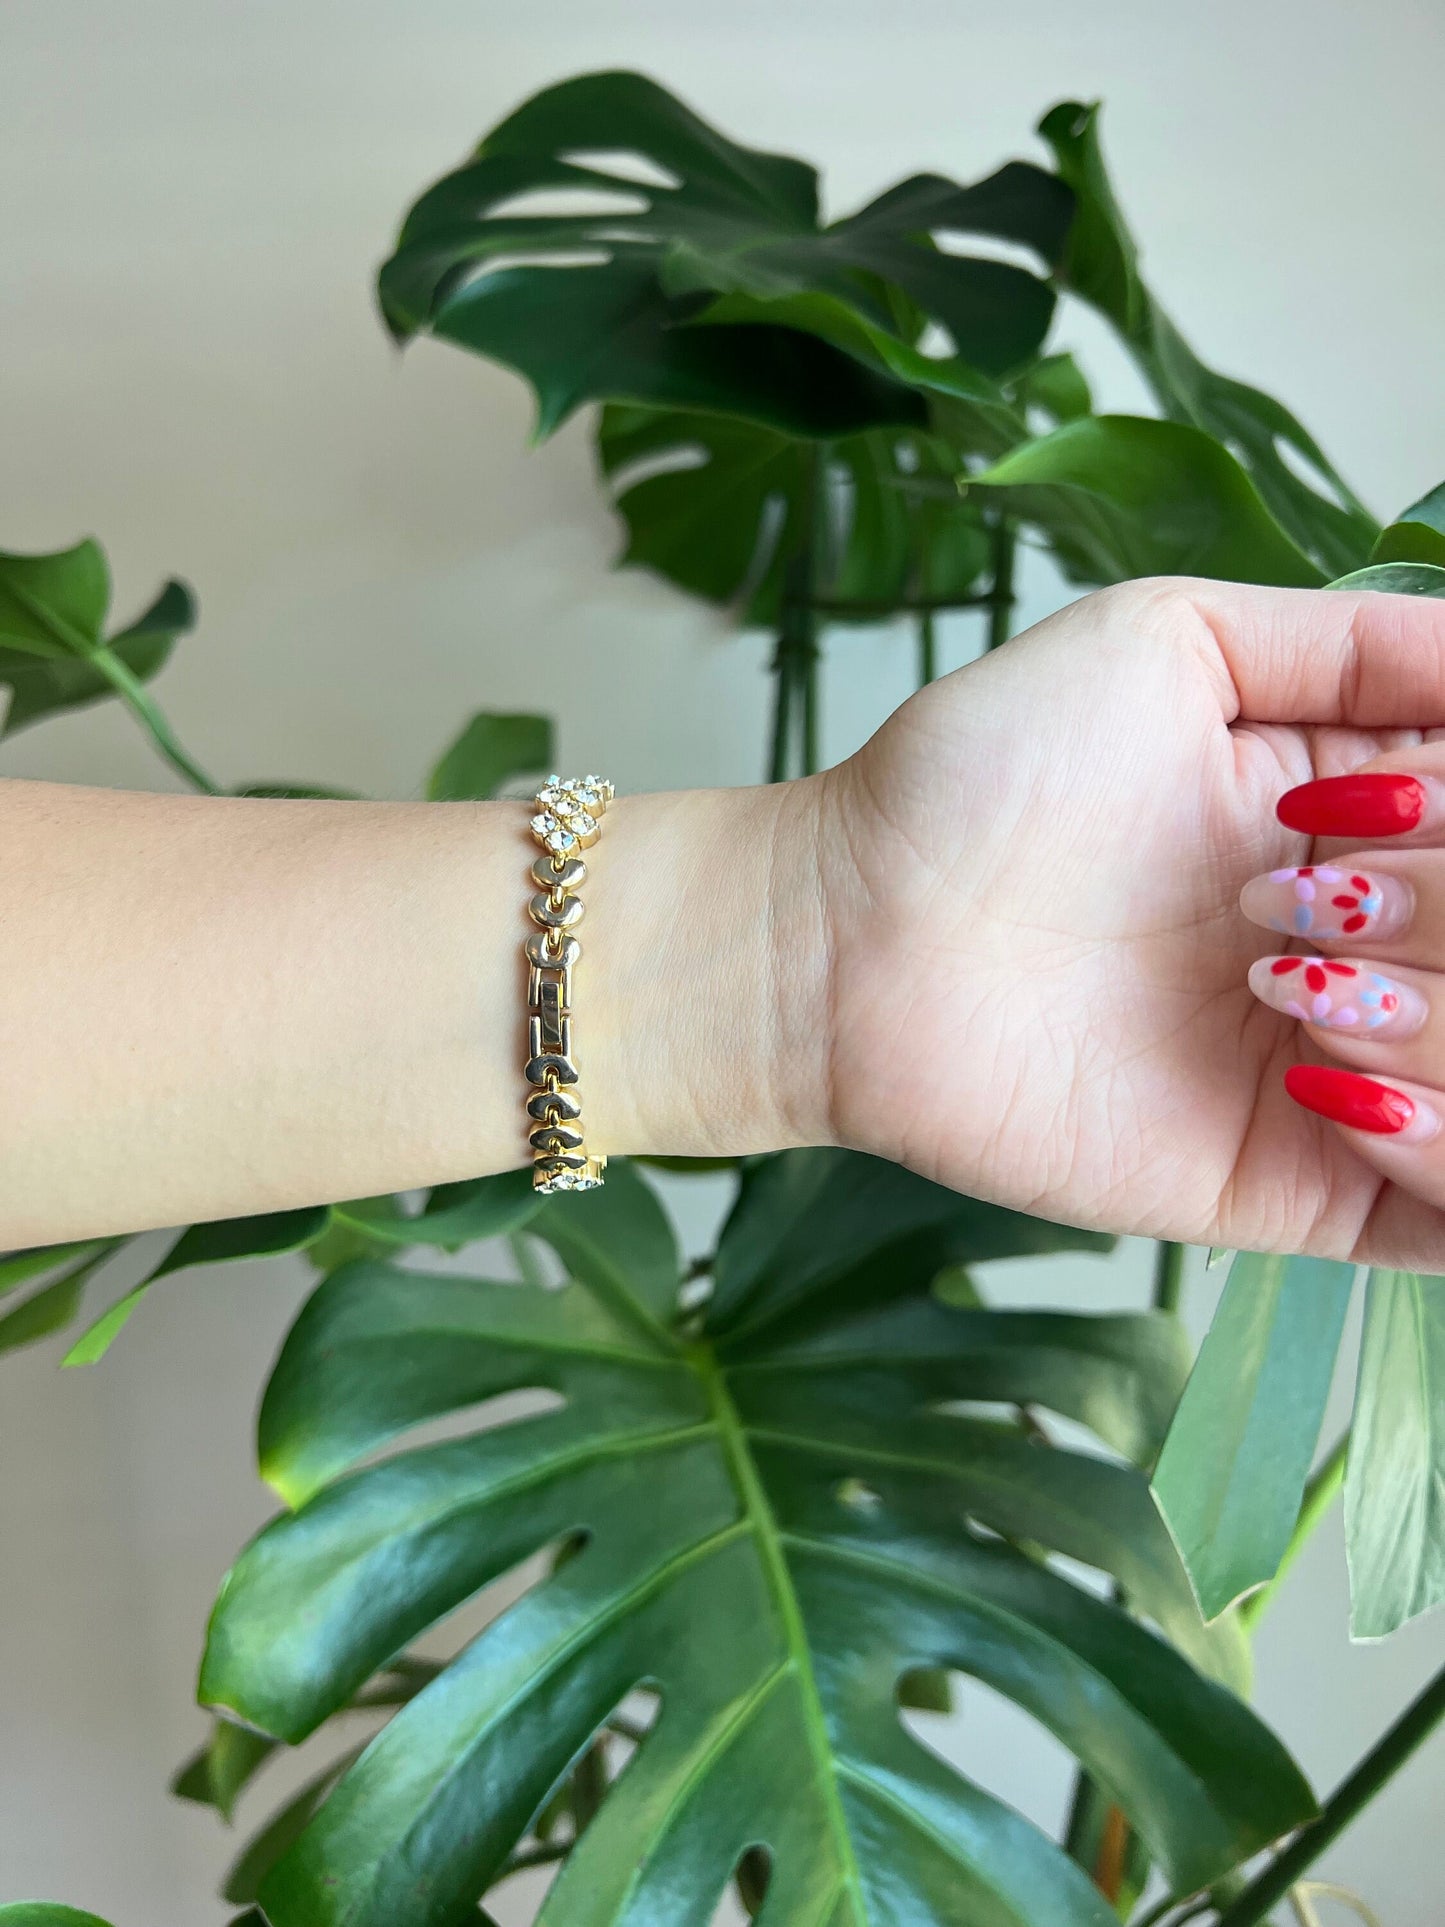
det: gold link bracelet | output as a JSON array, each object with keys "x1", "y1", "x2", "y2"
[{"x1": 524, "y1": 774, "x2": 614, "y2": 1192}]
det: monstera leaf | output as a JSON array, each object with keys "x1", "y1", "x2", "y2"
[
  {"x1": 1039, "y1": 101, "x2": 1378, "y2": 579},
  {"x1": 427, "y1": 710, "x2": 553, "y2": 801},
  {"x1": 1345, "y1": 1269, "x2": 1445, "y2": 1637},
  {"x1": 201, "y1": 1155, "x2": 1312, "y2": 1927},
  {"x1": 0, "y1": 539, "x2": 195, "y2": 735},
  {"x1": 1368, "y1": 480, "x2": 1445, "y2": 569},
  {"x1": 1152, "y1": 1253, "x2": 1355, "y2": 1621},
  {"x1": 379, "y1": 70, "x2": 1071, "y2": 438},
  {"x1": 1327, "y1": 561, "x2": 1445, "y2": 598},
  {"x1": 967, "y1": 415, "x2": 1326, "y2": 586},
  {"x1": 599, "y1": 405, "x2": 990, "y2": 623},
  {"x1": 0, "y1": 1910, "x2": 115, "y2": 1927}
]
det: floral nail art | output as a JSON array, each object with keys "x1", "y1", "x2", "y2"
[
  {"x1": 1241, "y1": 865, "x2": 1388, "y2": 941},
  {"x1": 1249, "y1": 956, "x2": 1418, "y2": 1032}
]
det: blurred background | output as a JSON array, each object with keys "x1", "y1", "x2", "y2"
[{"x1": 2, "y1": 0, "x2": 1444, "y2": 1919}]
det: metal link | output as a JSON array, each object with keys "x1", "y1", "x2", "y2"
[{"x1": 524, "y1": 774, "x2": 613, "y2": 1192}]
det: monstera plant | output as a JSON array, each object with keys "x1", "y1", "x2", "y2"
[{"x1": 6, "y1": 70, "x2": 1445, "y2": 1927}]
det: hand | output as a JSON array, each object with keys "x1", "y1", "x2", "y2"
[{"x1": 813, "y1": 577, "x2": 1445, "y2": 1265}]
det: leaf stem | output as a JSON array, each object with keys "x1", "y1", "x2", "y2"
[
  {"x1": 808, "y1": 591, "x2": 1003, "y2": 616},
  {"x1": 497, "y1": 1839, "x2": 571, "y2": 1875},
  {"x1": 1239, "y1": 1432, "x2": 1349, "y2": 1632},
  {"x1": 695, "y1": 1345, "x2": 868, "y2": 1914},
  {"x1": 985, "y1": 515, "x2": 1017, "y2": 651},
  {"x1": 917, "y1": 606, "x2": 938, "y2": 686},
  {"x1": 771, "y1": 448, "x2": 827, "y2": 780},
  {"x1": 801, "y1": 607, "x2": 820, "y2": 777},
  {"x1": 87, "y1": 645, "x2": 222, "y2": 793},
  {"x1": 768, "y1": 633, "x2": 794, "y2": 784},
  {"x1": 1152, "y1": 1241, "x2": 1187, "y2": 1315},
  {"x1": 1214, "y1": 1661, "x2": 1445, "y2": 1927}
]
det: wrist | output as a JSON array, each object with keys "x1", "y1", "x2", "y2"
[{"x1": 585, "y1": 778, "x2": 836, "y2": 1162}]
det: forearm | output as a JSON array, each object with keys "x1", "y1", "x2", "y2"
[{"x1": 0, "y1": 777, "x2": 832, "y2": 1244}]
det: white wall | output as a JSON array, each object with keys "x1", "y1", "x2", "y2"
[{"x1": 2, "y1": 0, "x2": 1444, "y2": 1920}]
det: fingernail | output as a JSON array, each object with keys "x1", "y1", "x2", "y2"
[
  {"x1": 1277, "y1": 772, "x2": 1426, "y2": 837},
  {"x1": 1249, "y1": 957, "x2": 1424, "y2": 1035},
  {"x1": 1284, "y1": 1064, "x2": 1438, "y2": 1140},
  {"x1": 1239, "y1": 865, "x2": 1405, "y2": 941}
]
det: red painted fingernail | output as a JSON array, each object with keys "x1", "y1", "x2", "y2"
[
  {"x1": 1284, "y1": 1064, "x2": 1414, "y2": 1134},
  {"x1": 1276, "y1": 772, "x2": 1425, "y2": 837}
]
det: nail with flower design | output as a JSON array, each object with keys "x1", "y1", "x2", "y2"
[
  {"x1": 1239, "y1": 864, "x2": 1408, "y2": 942},
  {"x1": 1247, "y1": 956, "x2": 1425, "y2": 1036}
]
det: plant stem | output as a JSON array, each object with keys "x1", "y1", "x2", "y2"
[
  {"x1": 498, "y1": 1839, "x2": 571, "y2": 1875},
  {"x1": 1152, "y1": 1241, "x2": 1187, "y2": 1315},
  {"x1": 1215, "y1": 1662, "x2": 1445, "y2": 1927},
  {"x1": 917, "y1": 606, "x2": 937, "y2": 686},
  {"x1": 88, "y1": 645, "x2": 222, "y2": 793},
  {"x1": 985, "y1": 515, "x2": 1017, "y2": 651},
  {"x1": 1069, "y1": 1234, "x2": 1184, "y2": 1891},
  {"x1": 1239, "y1": 1433, "x2": 1349, "y2": 1632},
  {"x1": 801, "y1": 599, "x2": 820, "y2": 777},
  {"x1": 771, "y1": 449, "x2": 827, "y2": 781},
  {"x1": 1062, "y1": 1763, "x2": 1109, "y2": 1870},
  {"x1": 809, "y1": 592, "x2": 1000, "y2": 616},
  {"x1": 768, "y1": 635, "x2": 795, "y2": 784}
]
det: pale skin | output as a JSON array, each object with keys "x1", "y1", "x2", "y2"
[{"x1": 6, "y1": 576, "x2": 1445, "y2": 1264}]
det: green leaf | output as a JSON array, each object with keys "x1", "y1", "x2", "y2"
[
  {"x1": 380, "y1": 70, "x2": 1069, "y2": 438},
  {"x1": 0, "y1": 1240, "x2": 120, "y2": 1348},
  {"x1": 695, "y1": 288, "x2": 1027, "y2": 455},
  {"x1": 1038, "y1": 100, "x2": 1376, "y2": 578},
  {"x1": 527, "y1": 1158, "x2": 682, "y2": 1330},
  {"x1": 222, "y1": 1753, "x2": 362, "y2": 1904},
  {"x1": 1371, "y1": 479, "x2": 1445, "y2": 567},
  {"x1": 1015, "y1": 350, "x2": 1093, "y2": 426},
  {"x1": 0, "y1": 540, "x2": 196, "y2": 736},
  {"x1": 707, "y1": 1147, "x2": 1113, "y2": 1344},
  {"x1": 1345, "y1": 1269, "x2": 1445, "y2": 1637},
  {"x1": 201, "y1": 1241, "x2": 1310, "y2": 1926},
  {"x1": 172, "y1": 1718, "x2": 279, "y2": 1822},
  {"x1": 63, "y1": 1207, "x2": 330, "y2": 1367},
  {"x1": 968, "y1": 415, "x2": 1326, "y2": 587},
  {"x1": 737, "y1": 1293, "x2": 1192, "y2": 1467},
  {"x1": 1326, "y1": 561, "x2": 1445, "y2": 598},
  {"x1": 592, "y1": 291, "x2": 1010, "y2": 625},
  {"x1": 427, "y1": 712, "x2": 554, "y2": 801},
  {"x1": 0, "y1": 1241, "x2": 108, "y2": 1303},
  {"x1": 1152, "y1": 1253, "x2": 1355, "y2": 1620},
  {"x1": 175, "y1": 1662, "x2": 441, "y2": 1897},
  {"x1": 331, "y1": 1169, "x2": 538, "y2": 1250},
  {"x1": 0, "y1": 1270, "x2": 96, "y2": 1355},
  {"x1": 232, "y1": 782, "x2": 363, "y2": 800},
  {"x1": 1373, "y1": 522, "x2": 1445, "y2": 568},
  {"x1": 0, "y1": 1911, "x2": 115, "y2": 1927}
]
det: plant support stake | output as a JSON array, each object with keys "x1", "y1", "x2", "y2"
[{"x1": 1215, "y1": 1661, "x2": 1445, "y2": 1927}]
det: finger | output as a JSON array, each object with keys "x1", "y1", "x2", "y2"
[
  {"x1": 1273, "y1": 735, "x2": 1445, "y2": 844},
  {"x1": 1247, "y1": 955, "x2": 1430, "y2": 1060},
  {"x1": 1239, "y1": 856, "x2": 1413, "y2": 949},
  {"x1": 1177, "y1": 579, "x2": 1445, "y2": 727},
  {"x1": 1284, "y1": 1068, "x2": 1445, "y2": 1216}
]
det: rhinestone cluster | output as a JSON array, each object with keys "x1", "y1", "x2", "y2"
[{"x1": 529, "y1": 775, "x2": 613, "y2": 856}]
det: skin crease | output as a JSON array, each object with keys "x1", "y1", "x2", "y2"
[
  {"x1": 812, "y1": 576, "x2": 1445, "y2": 1267},
  {"x1": 7, "y1": 575, "x2": 1445, "y2": 1262}
]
